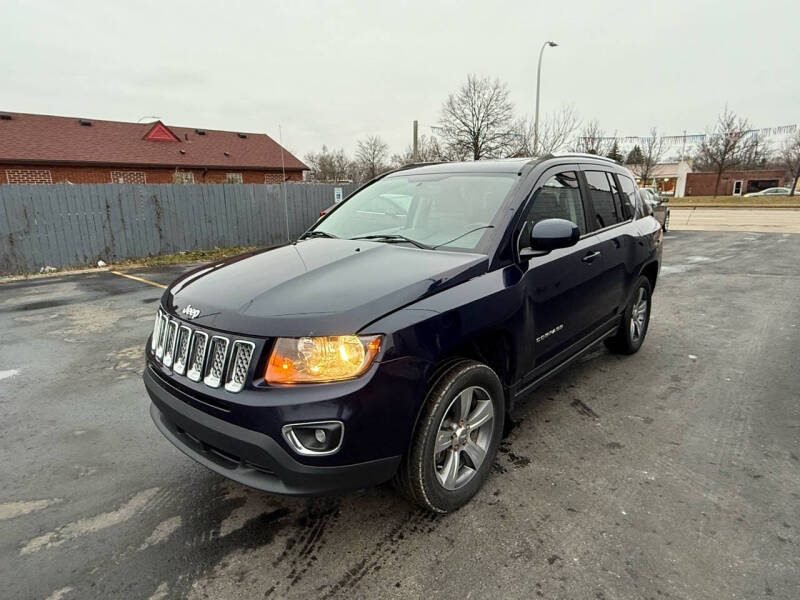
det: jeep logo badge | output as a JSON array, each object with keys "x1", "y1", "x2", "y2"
[{"x1": 181, "y1": 305, "x2": 201, "y2": 319}]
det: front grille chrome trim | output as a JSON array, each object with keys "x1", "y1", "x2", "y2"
[
  {"x1": 162, "y1": 320, "x2": 179, "y2": 368},
  {"x1": 172, "y1": 325, "x2": 192, "y2": 375},
  {"x1": 203, "y1": 336, "x2": 230, "y2": 388},
  {"x1": 150, "y1": 314, "x2": 256, "y2": 393},
  {"x1": 225, "y1": 341, "x2": 255, "y2": 393},
  {"x1": 186, "y1": 331, "x2": 209, "y2": 382},
  {"x1": 155, "y1": 312, "x2": 169, "y2": 360},
  {"x1": 150, "y1": 311, "x2": 162, "y2": 352}
]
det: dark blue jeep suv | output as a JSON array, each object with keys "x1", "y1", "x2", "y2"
[{"x1": 144, "y1": 155, "x2": 662, "y2": 513}]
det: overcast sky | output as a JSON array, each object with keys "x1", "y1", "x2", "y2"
[{"x1": 3, "y1": 0, "x2": 799, "y2": 161}]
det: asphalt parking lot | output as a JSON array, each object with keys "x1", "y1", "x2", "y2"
[{"x1": 2, "y1": 230, "x2": 799, "y2": 600}]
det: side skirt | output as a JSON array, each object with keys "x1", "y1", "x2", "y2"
[{"x1": 511, "y1": 317, "x2": 621, "y2": 403}]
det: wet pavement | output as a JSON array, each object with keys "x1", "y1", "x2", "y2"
[{"x1": 1, "y1": 231, "x2": 799, "y2": 599}]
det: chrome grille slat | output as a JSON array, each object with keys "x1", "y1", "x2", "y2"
[
  {"x1": 162, "y1": 320, "x2": 179, "y2": 368},
  {"x1": 149, "y1": 313, "x2": 254, "y2": 393},
  {"x1": 172, "y1": 325, "x2": 192, "y2": 375},
  {"x1": 187, "y1": 331, "x2": 209, "y2": 382},
  {"x1": 203, "y1": 336, "x2": 230, "y2": 388},
  {"x1": 150, "y1": 311, "x2": 163, "y2": 352},
  {"x1": 225, "y1": 341, "x2": 255, "y2": 393},
  {"x1": 155, "y1": 312, "x2": 169, "y2": 360}
]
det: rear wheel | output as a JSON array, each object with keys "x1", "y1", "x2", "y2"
[
  {"x1": 394, "y1": 360, "x2": 504, "y2": 513},
  {"x1": 605, "y1": 275, "x2": 652, "y2": 355}
]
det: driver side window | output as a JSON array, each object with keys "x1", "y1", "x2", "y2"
[{"x1": 523, "y1": 171, "x2": 587, "y2": 236}]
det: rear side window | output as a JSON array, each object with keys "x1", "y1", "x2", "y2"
[
  {"x1": 617, "y1": 174, "x2": 638, "y2": 219},
  {"x1": 524, "y1": 171, "x2": 587, "y2": 235},
  {"x1": 584, "y1": 171, "x2": 621, "y2": 229}
]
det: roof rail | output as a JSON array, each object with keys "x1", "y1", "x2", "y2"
[
  {"x1": 393, "y1": 161, "x2": 451, "y2": 171},
  {"x1": 545, "y1": 152, "x2": 617, "y2": 164}
]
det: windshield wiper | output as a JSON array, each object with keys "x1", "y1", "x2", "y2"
[
  {"x1": 350, "y1": 234, "x2": 431, "y2": 250},
  {"x1": 299, "y1": 230, "x2": 339, "y2": 240},
  {"x1": 431, "y1": 225, "x2": 494, "y2": 249}
]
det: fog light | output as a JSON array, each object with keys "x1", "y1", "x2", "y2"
[{"x1": 282, "y1": 421, "x2": 343, "y2": 456}]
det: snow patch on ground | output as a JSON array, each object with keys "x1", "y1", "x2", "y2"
[{"x1": 20, "y1": 487, "x2": 159, "y2": 555}]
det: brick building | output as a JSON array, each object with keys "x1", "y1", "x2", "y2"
[
  {"x1": 685, "y1": 169, "x2": 790, "y2": 196},
  {"x1": 0, "y1": 112, "x2": 307, "y2": 184}
]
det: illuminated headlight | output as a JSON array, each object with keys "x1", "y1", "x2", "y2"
[{"x1": 265, "y1": 335, "x2": 382, "y2": 384}]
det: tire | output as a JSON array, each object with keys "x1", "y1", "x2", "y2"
[
  {"x1": 393, "y1": 359, "x2": 504, "y2": 513},
  {"x1": 605, "y1": 275, "x2": 653, "y2": 355}
]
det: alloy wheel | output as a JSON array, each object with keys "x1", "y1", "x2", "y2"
[
  {"x1": 629, "y1": 287, "x2": 649, "y2": 343},
  {"x1": 433, "y1": 386, "x2": 495, "y2": 490}
]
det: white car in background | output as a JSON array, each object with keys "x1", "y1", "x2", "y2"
[{"x1": 743, "y1": 187, "x2": 791, "y2": 197}]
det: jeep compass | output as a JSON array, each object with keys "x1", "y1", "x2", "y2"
[{"x1": 144, "y1": 155, "x2": 662, "y2": 513}]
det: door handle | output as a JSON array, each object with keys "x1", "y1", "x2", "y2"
[{"x1": 581, "y1": 251, "x2": 601, "y2": 263}]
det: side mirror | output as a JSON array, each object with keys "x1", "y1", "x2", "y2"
[{"x1": 520, "y1": 218, "x2": 580, "y2": 259}]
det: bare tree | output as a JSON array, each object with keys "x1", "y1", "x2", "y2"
[
  {"x1": 304, "y1": 145, "x2": 355, "y2": 182},
  {"x1": 628, "y1": 128, "x2": 666, "y2": 187},
  {"x1": 739, "y1": 134, "x2": 770, "y2": 170},
  {"x1": 780, "y1": 130, "x2": 800, "y2": 196},
  {"x1": 694, "y1": 107, "x2": 760, "y2": 197},
  {"x1": 574, "y1": 119, "x2": 610, "y2": 155},
  {"x1": 434, "y1": 74, "x2": 516, "y2": 160},
  {"x1": 355, "y1": 135, "x2": 389, "y2": 180},
  {"x1": 390, "y1": 134, "x2": 447, "y2": 167},
  {"x1": 512, "y1": 104, "x2": 580, "y2": 156}
]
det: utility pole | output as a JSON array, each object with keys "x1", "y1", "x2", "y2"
[
  {"x1": 412, "y1": 120, "x2": 419, "y2": 162},
  {"x1": 533, "y1": 40, "x2": 558, "y2": 156}
]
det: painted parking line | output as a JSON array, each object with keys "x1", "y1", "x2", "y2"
[{"x1": 109, "y1": 270, "x2": 167, "y2": 289}]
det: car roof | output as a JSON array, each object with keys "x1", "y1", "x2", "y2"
[
  {"x1": 386, "y1": 158, "x2": 536, "y2": 176},
  {"x1": 387, "y1": 154, "x2": 622, "y2": 177}
]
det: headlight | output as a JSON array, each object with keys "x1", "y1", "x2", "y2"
[{"x1": 265, "y1": 335, "x2": 382, "y2": 384}]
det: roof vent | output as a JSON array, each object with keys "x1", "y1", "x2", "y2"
[
  {"x1": 195, "y1": 129, "x2": 206, "y2": 135},
  {"x1": 179, "y1": 149, "x2": 186, "y2": 154},
  {"x1": 79, "y1": 119, "x2": 92, "y2": 126},
  {"x1": 237, "y1": 133, "x2": 247, "y2": 139},
  {"x1": 0, "y1": 113, "x2": 11, "y2": 120},
  {"x1": 224, "y1": 151, "x2": 230, "y2": 157}
]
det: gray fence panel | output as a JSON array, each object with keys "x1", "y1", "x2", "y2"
[{"x1": 0, "y1": 182, "x2": 354, "y2": 274}]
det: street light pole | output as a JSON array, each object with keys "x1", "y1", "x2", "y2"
[{"x1": 533, "y1": 40, "x2": 558, "y2": 156}]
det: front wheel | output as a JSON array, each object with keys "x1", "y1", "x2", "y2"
[
  {"x1": 394, "y1": 360, "x2": 504, "y2": 513},
  {"x1": 605, "y1": 275, "x2": 653, "y2": 355}
]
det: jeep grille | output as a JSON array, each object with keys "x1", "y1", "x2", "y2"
[{"x1": 150, "y1": 310, "x2": 256, "y2": 393}]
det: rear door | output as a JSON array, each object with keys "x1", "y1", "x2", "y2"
[
  {"x1": 516, "y1": 167, "x2": 610, "y2": 371},
  {"x1": 580, "y1": 168, "x2": 640, "y2": 316}
]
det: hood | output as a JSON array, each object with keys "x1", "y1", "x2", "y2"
[{"x1": 165, "y1": 238, "x2": 487, "y2": 336}]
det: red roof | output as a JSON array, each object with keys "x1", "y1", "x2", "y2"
[{"x1": 0, "y1": 112, "x2": 307, "y2": 171}]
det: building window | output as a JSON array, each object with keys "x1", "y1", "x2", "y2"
[
  {"x1": 110, "y1": 171, "x2": 147, "y2": 184},
  {"x1": 173, "y1": 171, "x2": 195, "y2": 184},
  {"x1": 264, "y1": 172, "x2": 284, "y2": 184},
  {"x1": 6, "y1": 169, "x2": 53, "y2": 184},
  {"x1": 226, "y1": 172, "x2": 243, "y2": 184}
]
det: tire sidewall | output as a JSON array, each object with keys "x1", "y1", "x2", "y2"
[{"x1": 413, "y1": 362, "x2": 504, "y2": 513}]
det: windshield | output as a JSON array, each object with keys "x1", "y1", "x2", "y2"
[{"x1": 312, "y1": 172, "x2": 518, "y2": 251}]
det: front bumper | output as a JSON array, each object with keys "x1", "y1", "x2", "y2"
[{"x1": 145, "y1": 366, "x2": 401, "y2": 496}]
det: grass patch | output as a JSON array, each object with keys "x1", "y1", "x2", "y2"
[
  {"x1": 113, "y1": 245, "x2": 261, "y2": 268},
  {"x1": 671, "y1": 195, "x2": 800, "y2": 207},
  {"x1": 1, "y1": 245, "x2": 263, "y2": 280}
]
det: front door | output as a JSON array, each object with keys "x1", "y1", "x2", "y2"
[{"x1": 516, "y1": 168, "x2": 610, "y2": 373}]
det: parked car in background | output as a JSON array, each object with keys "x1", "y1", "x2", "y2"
[
  {"x1": 744, "y1": 187, "x2": 791, "y2": 197},
  {"x1": 144, "y1": 155, "x2": 663, "y2": 513},
  {"x1": 639, "y1": 188, "x2": 670, "y2": 231}
]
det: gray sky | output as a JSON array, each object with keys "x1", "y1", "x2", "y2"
[{"x1": 3, "y1": 0, "x2": 799, "y2": 160}]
